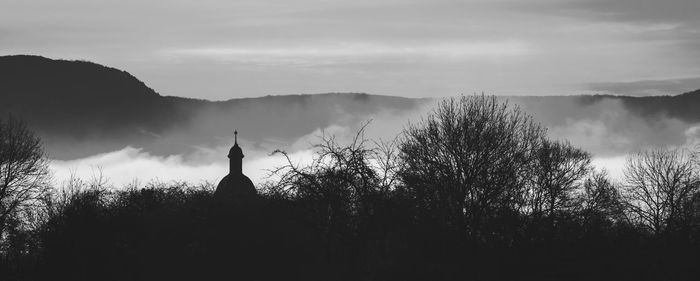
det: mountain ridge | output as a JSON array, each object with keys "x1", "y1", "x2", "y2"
[
  {"x1": 0, "y1": 55, "x2": 429, "y2": 159},
  {"x1": 1, "y1": 55, "x2": 699, "y2": 159}
]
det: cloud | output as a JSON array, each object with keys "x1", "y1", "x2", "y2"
[
  {"x1": 588, "y1": 124, "x2": 700, "y2": 181},
  {"x1": 158, "y1": 41, "x2": 534, "y2": 67},
  {"x1": 47, "y1": 99, "x2": 435, "y2": 188},
  {"x1": 51, "y1": 147, "x2": 227, "y2": 187},
  {"x1": 560, "y1": 0, "x2": 700, "y2": 24},
  {"x1": 685, "y1": 125, "x2": 700, "y2": 148},
  {"x1": 5, "y1": 0, "x2": 700, "y2": 99},
  {"x1": 591, "y1": 155, "x2": 627, "y2": 180},
  {"x1": 509, "y1": 96, "x2": 697, "y2": 157},
  {"x1": 46, "y1": 94, "x2": 700, "y2": 186},
  {"x1": 50, "y1": 146, "x2": 317, "y2": 187}
]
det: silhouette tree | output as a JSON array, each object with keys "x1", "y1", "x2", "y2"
[
  {"x1": 270, "y1": 122, "x2": 402, "y2": 261},
  {"x1": 575, "y1": 170, "x2": 624, "y2": 231},
  {"x1": 622, "y1": 148, "x2": 699, "y2": 236},
  {"x1": 399, "y1": 95, "x2": 545, "y2": 241},
  {"x1": 0, "y1": 116, "x2": 50, "y2": 247},
  {"x1": 528, "y1": 139, "x2": 591, "y2": 221}
]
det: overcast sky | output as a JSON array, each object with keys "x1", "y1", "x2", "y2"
[{"x1": 3, "y1": 0, "x2": 700, "y2": 99}]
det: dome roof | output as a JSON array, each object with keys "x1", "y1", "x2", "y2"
[{"x1": 214, "y1": 174, "x2": 257, "y2": 201}]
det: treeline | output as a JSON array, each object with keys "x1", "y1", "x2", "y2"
[{"x1": 1, "y1": 96, "x2": 700, "y2": 280}]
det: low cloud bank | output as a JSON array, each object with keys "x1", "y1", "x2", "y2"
[
  {"x1": 49, "y1": 96, "x2": 700, "y2": 186},
  {"x1": 51, "y1": 146, "x2": 317, "y2": 187},
  {"x1": 48, "y1": 145, "x2": 655, "y2": 188},
  {"x1": 512, "y1": 96, "x2": 698, "y2": 157},
  {"x1": 49, "y1": 104, "x2": 433, "y2": 187},
  {"x1": 51, "y1": 147, "x2": 227, "y2": 187}
]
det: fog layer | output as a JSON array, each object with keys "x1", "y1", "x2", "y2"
[{"x1": 50, "y1": 93, "x2": 700, "y2": 186}]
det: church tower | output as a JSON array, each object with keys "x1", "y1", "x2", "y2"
[
  {"x1": 214, "y1": 131, "x2": 257, "y2": 203},
  {"x1": 229, "y1": 131, "x2": 244, "y2": 175}
]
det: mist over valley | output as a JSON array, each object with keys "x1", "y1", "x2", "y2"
[{"x1": 2, "y1": 55, "x2": 699, "y2": 185}]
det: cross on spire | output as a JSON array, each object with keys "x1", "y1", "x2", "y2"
[{"x1": 234, "y1": 130, "x2": 238, "y2": 144}]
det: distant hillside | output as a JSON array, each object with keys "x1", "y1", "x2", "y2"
[
  {"x1": 0, "y1": 55, "x2": 427, "y2": 159},
  {"x1": 1, "y1": 55, "x2": 699, "y2": 159},
  {"x1": 545, "y1": 90, "x2": 700, "y2": 122},
  {"x1": 0, "y1": 55, "x2": 190, "y2": 136}
]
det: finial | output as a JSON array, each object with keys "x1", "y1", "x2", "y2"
[{"x1": 234, "y1": 130, "x2": 238, "y2": 144}]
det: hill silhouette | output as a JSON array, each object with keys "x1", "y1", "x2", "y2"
[
  {"x1": 1, "y1": 55, "x2": 699, "y2": 159},
  {"x1": 0, "y1": 55, "x2": 184, "y2": 133},
  {"x1": 0, "y1": 55, "x2": 426, "y2": 159}
]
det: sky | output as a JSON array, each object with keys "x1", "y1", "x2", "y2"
[
  {"x1": 3, "y1": 0, "x2": 700, "y2": 100},
  {"x1": 3, "y1": 0, "x2": 700, "y2": 187}
]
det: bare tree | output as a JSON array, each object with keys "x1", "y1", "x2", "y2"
[
  {"x1": 399, "y1": 95, "x2": 545, "y2": 240},
  {"x1": 269, "y1": 122, "x2": 402, "y2": 253},
  {"x1": 528, "y1": 139, "x2": 592, "y2": 220},
  {"x1": 575, "y1": 170, "x2": 623, "y2": 228},
  {"x1": 0, "y1": 116, "x2": 51, "y2": 244},
  {"x1": 622, "y1": 148, "x2": 699, "y2": 236},
  {"x1": 271, "y1": 122, "x2": 397, "y2": 201}
]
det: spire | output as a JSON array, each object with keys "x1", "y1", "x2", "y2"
[
  {"x1": 228, "y1": 130, "x2": 244, "y2": 159},
  {"x1": 228, "y1": 130, "x2": 244, "y2": 174}
]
